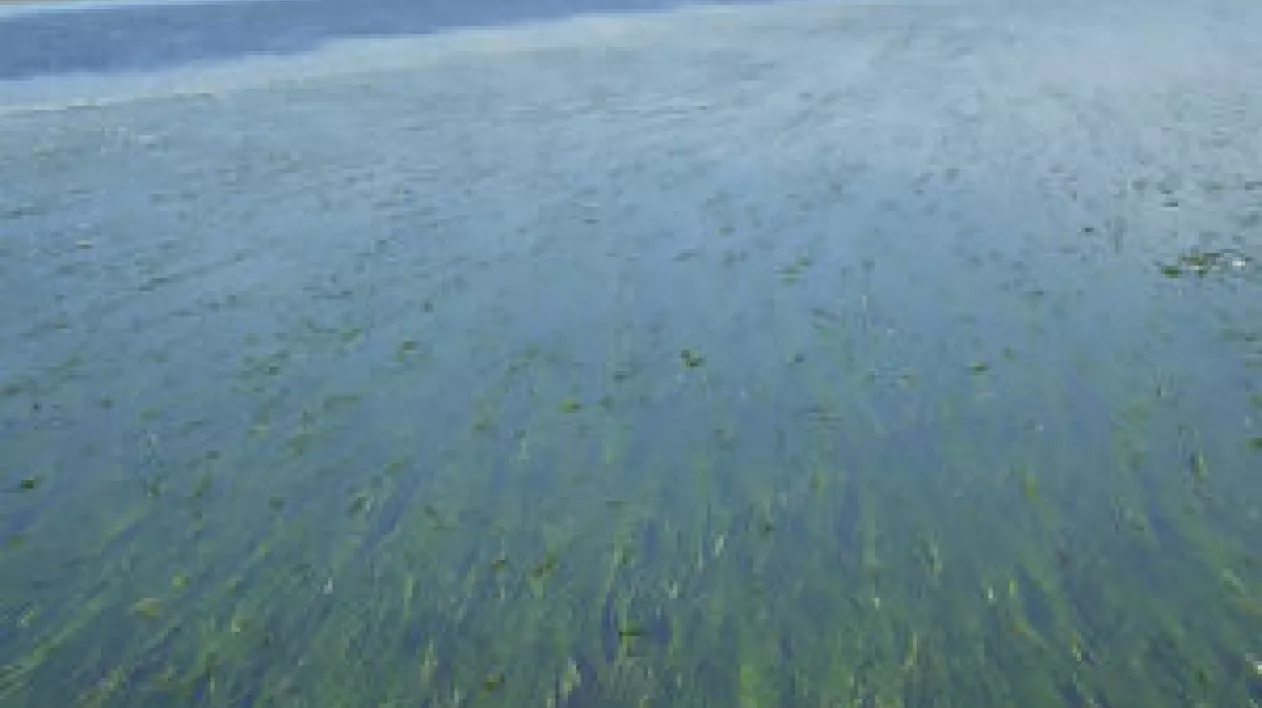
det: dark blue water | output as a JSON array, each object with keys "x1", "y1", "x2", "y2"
[{"x1": 0, "y1": 0, "x2": 776, "y2": 79}]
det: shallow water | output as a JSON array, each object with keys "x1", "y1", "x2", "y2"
[{"x1": 2, "y1": 1, "x2": 1261, "y2": 706}]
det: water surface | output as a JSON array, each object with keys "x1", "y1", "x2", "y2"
[{"x1": 2, "y1": 1, "x2": 1261, "y2": 706}]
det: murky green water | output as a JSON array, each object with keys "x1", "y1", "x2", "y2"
[{"x1": 2, "y1": 2, "x2": 1262, "y2": 706}]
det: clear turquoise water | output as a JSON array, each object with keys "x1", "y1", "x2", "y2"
[{"x1": 2, "y1": 2, "x2": 1261, "y2": 706}]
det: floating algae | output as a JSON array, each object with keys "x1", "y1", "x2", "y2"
[
  {"x1": 2, "y1": 2, "x2": 1261, "y2": 706},
  {"x1": 680, "y1": 349, "x2": 706, "y2": 369},
  {"x1": 15, "y1": 476, "x2": 42, "y2": 492}
]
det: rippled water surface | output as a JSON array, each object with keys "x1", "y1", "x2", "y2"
[{"x1": 2, "y1": 1, "x2": 1262, "y2": 706}]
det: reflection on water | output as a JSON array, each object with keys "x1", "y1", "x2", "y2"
[{"x1": 2, "y1": 1, "x2": 1262, "y2": 706}]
